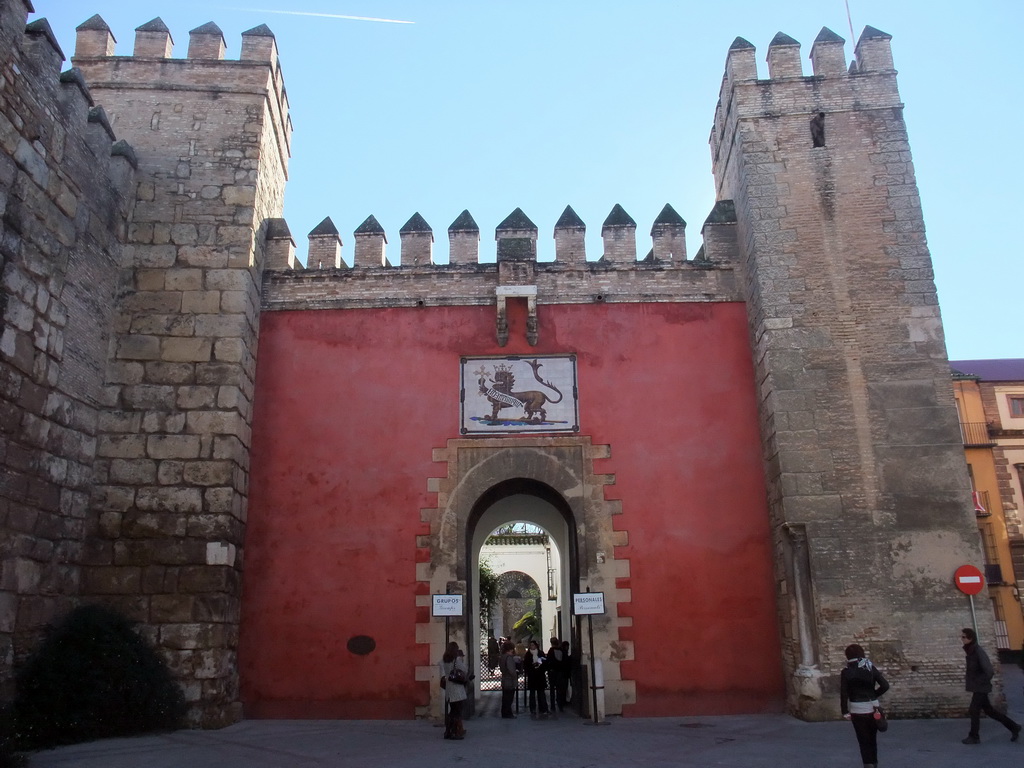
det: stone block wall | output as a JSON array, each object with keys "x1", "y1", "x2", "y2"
[
  {"x1": 711, "y1": 27, "x2": 984, "y2": 718},
  {"x1": 263, "y1": 252, "x2": 739, "y2": 312},
  {"x1": 0, "y1": 0, "x2": 136, "y2": 698},
  {"x1": 67, "y1": 16, "x2": 290, "y2": 726}
]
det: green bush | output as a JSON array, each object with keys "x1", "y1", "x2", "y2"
[{"x1": 12, "y1": 604, "x2": 185, "y2": 750}]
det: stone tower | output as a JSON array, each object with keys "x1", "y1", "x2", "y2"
[
  {"x1": 71, "y1": 16, "x2": 291, "y2": 726},
  {"x1": 710, "y1": 27, "x2": 985, "y2": 717}
]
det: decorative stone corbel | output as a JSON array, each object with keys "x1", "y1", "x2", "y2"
[{"x1": 495, "y1": 285, "x2": 538, "y2": 347}]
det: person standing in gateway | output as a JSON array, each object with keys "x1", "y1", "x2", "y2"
[
  {"x1": 500, "y1": 641, "x2": 518, "y2": 719},
  {"x1": 960, "y1": 627, "x2": 1021, "y2": 744}
]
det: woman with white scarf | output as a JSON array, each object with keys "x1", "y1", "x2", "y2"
[{"x1": 840, "y1": 643, "x2": 890, "y2": 768}]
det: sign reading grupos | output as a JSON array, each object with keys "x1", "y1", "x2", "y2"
[
  {"x1": 460, "y1": 355, "x2": 579, "y2": 434},
  {"x1": 573, "y1": 592, "x2": 606, "y2": 616},
  {"x1": 432, "y1": 594, "x2": 464, "y2": 617}
]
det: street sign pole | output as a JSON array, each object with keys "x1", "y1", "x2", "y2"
[
  {"x1": 573, "y1": 588, "x2": 607, "y2": 725},
  {"x1": 587, "y1": 609, "x2": 598, "y2": 724},
  {"x1": 953, "y1": 564, "x2": 986, "y2": 641}
]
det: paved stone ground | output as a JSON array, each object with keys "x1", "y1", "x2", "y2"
[{"x1": 23, "y1": 666, "x2": 1024, "y2": 768}]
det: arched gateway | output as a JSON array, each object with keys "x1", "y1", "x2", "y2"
[{"x1": 418, "y1": 441, "x2": 628, "y2": 717}]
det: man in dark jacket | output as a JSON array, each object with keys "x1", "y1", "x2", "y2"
[{"x1": 960, "y1": 627, "x2": 1022, "y2": 744}]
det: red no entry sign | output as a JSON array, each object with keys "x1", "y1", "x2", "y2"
[{"x1": 954, "y1": 564, "x2": 985, "y2": 595}]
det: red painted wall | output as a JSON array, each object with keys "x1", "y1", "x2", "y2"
[{"x1": 240, "y1": 300, "x2": 783, "y2": 718}]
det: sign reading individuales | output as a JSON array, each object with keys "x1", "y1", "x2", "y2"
[{"x1": 461, "y1": 354, "x2": 579, "y2": 434}]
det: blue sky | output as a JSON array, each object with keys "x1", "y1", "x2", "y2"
[{"x1": 33, "y1": 1, "x2": 1022, "y2": 359}]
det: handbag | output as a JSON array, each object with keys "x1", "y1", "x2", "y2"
[
  {"x1": 448, "y1": 667, "x2": 467, "y2": 685},
  {"x1": 873, "y1": 706, "x2": 888, "y2": 732}
]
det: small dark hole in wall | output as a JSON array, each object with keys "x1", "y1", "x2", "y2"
[
  {"x1": 416, "y1": 299, "x2": 424, "y2": 307},
  {"x1": 810, "y1": 112, "x2": 826, "y2": 148},
  {"x1": 595, "y1": 294, "x2": 605, "y2": 303},
  {"x1": 347, "y1": 635, "x2": 376, "y2": 655}
]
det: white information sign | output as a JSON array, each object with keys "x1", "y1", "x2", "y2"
[
  {"x1": 432, "y1": 594, "x2": 464, "y2": 617},
  {"x1": 573, "y1": 592, "x2": 606, "y2": 616}
]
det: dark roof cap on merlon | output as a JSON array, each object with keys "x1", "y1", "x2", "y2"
[
  {"x1": 309, "y1": 216, "x2": 339, "y2": 237},
  {"x1": 354, "y1": 215, "x2": 385, "y2": 236},
  {"x1": 190, "y1": 22, "x2": 224, "y2": 38},
  {"x1": 448, "y1": 210, "x2": 479, "y2": 233},
  {"x1": 814, "y1": 27, "x2": 845, "y2": 45},
  {"x1": 87, "y1": 106, "x2": 115, "y2": 141},
  {"x1": 111, "y1": 140, "x2": 138, "y2": 169},
  {"x1": 59, "y1": 68, "x2": 92, "y2": 103},
  {"x1": 729, "y1": 37, "x2": 755, "y2": 51},
  {"x1": 858, "y1": 25, "x2": 892, "y2": 43},
  {"x1": 769, "y1": 32, "x2": 799, "y2": 48},
  {"x1": 242, "y1": 24, "x2": 275, "y2": 38},
  {"x1": 136, "y1": 18, "x2": 171, "y2": 33},
  {"x1": 266, "y1": 218, "x2": 292, "y2": 239},
  {"x1": 602, "y1": 204, "x2": 636, "y2": 229},
  {"x1": 76, "y1": 14, "x2": 112, "y2": 33},
  {"x1": 25, "y1": 19, "x2": 65, "y2": 59},
  {"x1": 703, "y1": 200, "x2": 737, "y2": 226},
  {"x1": 496, "y1": 208, "x2": 537, "y2": 233},
  {"x1": 400, "y1": 212, "x2": 432, "y2": 234},
  {"x1": 652, "y1": 203, "x2": 686, "y2": 230},
  {"x1": 554, "y1": 205, "x2": 585, "y2": 231}
]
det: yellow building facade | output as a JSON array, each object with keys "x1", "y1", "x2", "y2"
[{"x1": 951, "y1": 360, "x2": 1024, "y2": 653}]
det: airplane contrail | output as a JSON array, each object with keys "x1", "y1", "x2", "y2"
[{"x1": 226, "y1": 7, "x2": 414, "y2": 24}]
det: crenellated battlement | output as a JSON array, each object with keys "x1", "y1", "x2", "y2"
[
  {"x1": 261, "y1": 201, "x2": 742, "y2": 312},
  {"x1": 710, "y1": 25, "x2": 900, "y2": 197},
  {"x1": 71, "y1": 15, "x2": 292, "y2": 170},
  {"x1": 275, "y1": 202, "x2": 711, "y2": 272}
]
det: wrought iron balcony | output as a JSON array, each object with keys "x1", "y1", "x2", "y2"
[
  {"x1": 960, "y1": 421, "x2": 994, "y2": 446},
  {"x1": 973, "y1": 490, "x2": 991, "y2": 516}
]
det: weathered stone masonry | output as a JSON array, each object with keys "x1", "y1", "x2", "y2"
[
  {"x1": 711, "y1": 28, "x2": 985, "y2": 716},
  {"x1": 1, "y1": 0, "x2": 290, "y2": 726},
  {"x1": 1, "y1": 0, "x2": 136, "y2": 699},
  {"x1": 70, "y1": 14, "x2": 291, "y2": 726},
  {"x1": 0, "y1": 0, "x2": 991, "y2": 726}
]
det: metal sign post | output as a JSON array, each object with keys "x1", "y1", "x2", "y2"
[
  {"x1": 432, "y1": 593, "x2": 464, "y2": 726},
  {"x1": 573, "y1": 588, "x2": 607, "y2": 725},
  {"x1": 953, "y1": 564, "x2": 985, "y2": 639},
  {"x1": 432, "y1": 593, "x2": 464, "y2": 647}
]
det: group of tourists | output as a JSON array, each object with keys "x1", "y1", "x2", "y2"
[
  {"x1": 444, "y1": 626, "x2": 1021, "y2": 756},
  {"x1": 840, "y1": 628, "x2": 1020, "y2": 768},
  {"x1": 439, "y1": 635, "x2": 573, "y2": 739},
  {"x1": 502, "y1": 637, "x2": 571, "y2": 719}
]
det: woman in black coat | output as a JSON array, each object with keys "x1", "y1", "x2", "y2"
[
  {"x1": 524, "y1": 640, "x2": 549, "y2": 716},
  {"x1": 840, "y1": 643, "x2": 889, "y2": 768}
]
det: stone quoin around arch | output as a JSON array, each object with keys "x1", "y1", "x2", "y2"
[{"x1": 414, "y1": 436, "x2": 635, "y2": 719}]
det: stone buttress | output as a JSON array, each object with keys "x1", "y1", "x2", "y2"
[
  {"x1": 710, "y1": 27, "x2": 985, "y2": 718},
  {"x1": 0, "y1": 0, "x2": 138, "y2": 700},
  {"x1": 71, "y1": 15, "x2": 291, "y2": 726}
]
